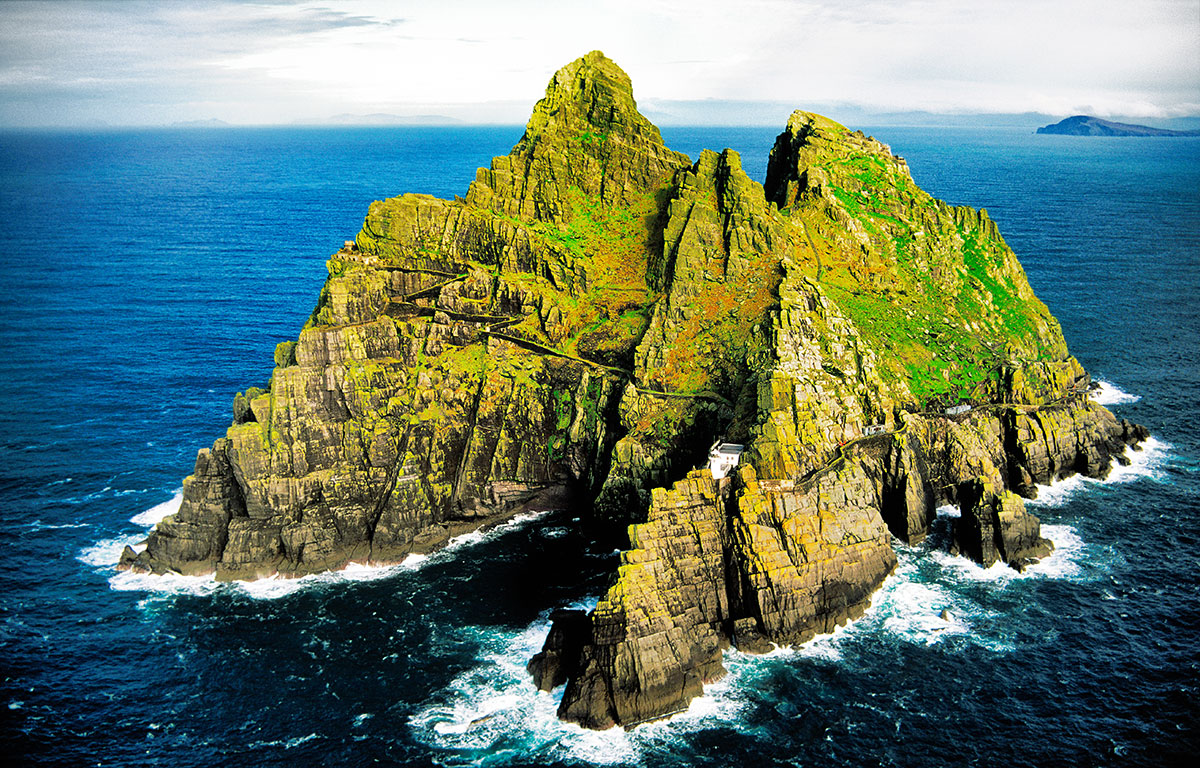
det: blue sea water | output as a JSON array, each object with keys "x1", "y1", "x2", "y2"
[{"x1": 0, "y1": 124, "x2": 1197, "y2": 767}]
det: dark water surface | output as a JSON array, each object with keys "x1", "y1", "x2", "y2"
[{"x1": 1, "y1": 125, "x2": 1196, "y2": 766}]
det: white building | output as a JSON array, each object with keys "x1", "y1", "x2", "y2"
[{"x1": 708, "y1": 443, "x2": 745, "y2": 480}]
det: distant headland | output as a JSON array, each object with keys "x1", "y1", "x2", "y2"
[{"x1": 1037, "y1": 115, "x2": 1200, "y2": 137}]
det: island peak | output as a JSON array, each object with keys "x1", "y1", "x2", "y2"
[{"x1": 119, "y1": 53, "x2": 1149, "y2": 730}]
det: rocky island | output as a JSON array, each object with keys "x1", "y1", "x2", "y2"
[
  {"x1": 1037, "y1": 115, "x2": 1200, "y2": 136},
  {"x1": 120, "y1": 52, "x2": 1148, "y2": 729}
]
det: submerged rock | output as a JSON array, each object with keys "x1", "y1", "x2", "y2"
[{"x1": 119, "y1": 51, "x2": 1147, "y2": 729}]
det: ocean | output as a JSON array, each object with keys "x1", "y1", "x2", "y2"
[{"x1": 1, "y1": 124, "x2": 1196, "y2": 767}]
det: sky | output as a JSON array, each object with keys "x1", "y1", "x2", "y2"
[{"x1": 1, "y1": 0, "x2": 1198, "y2": 127}]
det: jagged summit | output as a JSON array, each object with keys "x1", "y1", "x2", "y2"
[
  {"x1": 518, "y1": 50, "x2": 664, "y2": 149},
  {"x1": 466, "y1": 51, "x2": 689, "y2": 221}
]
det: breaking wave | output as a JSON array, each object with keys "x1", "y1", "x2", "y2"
[
  {"x1": 1088, "y1": 380, "x2": 1141, "y2": 405},
  {"x1": 1029, "y1": 436, "x2": 1172, "y2": 508},
  {"x1": 88, "y1": 506, "x2": 555, "y2": 601},
  {"x1": 129, "y1": 491, "x2": 182, "y2": 526}
]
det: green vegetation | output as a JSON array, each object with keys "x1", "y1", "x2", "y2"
[{"x1": 776, "y1": 132, "x2": 1055, "y2": 408}]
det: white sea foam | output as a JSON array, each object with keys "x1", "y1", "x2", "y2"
[
  {"x1": 1026, "y1": 524, "x2": 1086, "y2": 579},
  {"x1": 1105, "y1": 436, "x2": 1170, "y2": 483},
  {"x1": 96, "y1": 508, "x2": 555, "y2": 600},
  {"x1": 446, "y1": 510, "x2": 554, "y2": 553},
  {"x1": 723, "y1": 610, "x2": 860, "y2": 663},
  {"x1": 841, "y1": 555, "x2": 986, "y2": 648},
  {"x1": 108, "y1": 569, "x2": 222, "y2": 597},
  {"x1": 129, "y1": 491, "x2": 182, "y2": 526},
  {"x1": 1026, "y1": 473, "x2": 1090, "y2": 508},
  {"x1": 410, "y1": 604, "x2": 652, "y2": 766},
  {"x1": 248, "y1": 733, "x2": 321, "y2": 750},
  {"x1": 29, "y1": 520, "x2": 91, "y2": 531},
  {"x1": 415, "y1": 580, "x2": 894, "y2": 765},
  {"x1": 78, "y1": 534, "x2": 146, "y2": 567},
  {"x1": 399, "y1": 553, "x2": 430, "y2": 569},
  {"x1": 77, "y1": 493, "x2": 182, "y2": 568},
  {"x1": 1089, "y1": 380, "x2": 1141, "y2": 405},
  {"x1": 928, "y1": 523, "x2": 1085, "y2": 584},
  {"x1": 105, "y1": 558, "x2": 418, "y2": 601},
  {"x1": 878, "y1": 579, "x2": 972, "y2": 644},
  {"x1": 1029, "y1": 436, "x2": 1171, "y2": 507}
]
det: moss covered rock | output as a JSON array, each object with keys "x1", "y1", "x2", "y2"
[{"x1": 118, "y1": 52, "x2": 1147, "y2": 730}]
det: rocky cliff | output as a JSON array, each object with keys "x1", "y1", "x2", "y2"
[{"x1": 120, "y1": 51, "x2": 1147, "y2": 728}]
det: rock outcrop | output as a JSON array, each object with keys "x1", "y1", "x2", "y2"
[
  {"x1": 120, "y1": 52, "x2": 1147, "y2": 729},
  {"x1": 121, "y1": 51, "x2": 688, "y2": 580}
]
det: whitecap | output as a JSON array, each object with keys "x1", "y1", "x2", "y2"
[
  {"x1": 839, "y1": 556, "x2": 981, "y2": 647},
  {"x1": 1089, "y1": 380, "x2": 1141, "y2": 405},
  {"x1": 399, "y1": 553, "x2": 430, "y2": 569},
  {"x1": 130, "y1": 491, "x2": 183, "y2": 526},
  {"x1": 1026, "y1": 473, "x2": 1090, "y2": 508},
  {"x1": 629, "y1": 669, "x2": 748, "y2": 738},
  {"x1": 446, "y1": 510, "x2": 555, "y2": 553},
  {"x1": 401, "y1": 510, "x2": 557, "y2": 571},
  {"x1": 29, "y1": 520, "x2": 91, "y2": 531},
  {"x1": 928, "y1": 550, "x2": 1015, "y2": 583},
  {"x1": 338, "y1": 561, "x2": 407, "y2": 582},
  {"x1": 1025, "y1": 524, "x2": 1086, "y2": 579},
  {"x1": 249, "y1": 733, "x2": 321, "y2": 749}
]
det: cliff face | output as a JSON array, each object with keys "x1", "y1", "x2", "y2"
[
  {"x1": 121, "y1": 51, "x2": 692, "y2": 579},
  {"x1": 121, "y1": 52, "x2": 1147, "y2": 728}
]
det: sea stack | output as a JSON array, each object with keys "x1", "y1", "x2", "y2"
[{"x1": 120, "y1": 52, "x2": 1147, "y2": 729}]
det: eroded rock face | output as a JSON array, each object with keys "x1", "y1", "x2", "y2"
[
  {"x1": 952, "y1": 476, "x2": 1052, "y2": 571},
  {"x1": 119, "y1": 51, "x2": 1147, "y2": 729},
  {"x1": 121, "y1": 51, "x2": 687, "y2": 580}
]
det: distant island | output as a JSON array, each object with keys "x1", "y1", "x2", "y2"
[{"x1": 1037, "y1": 115, "x2": 1200, "y2": 137}]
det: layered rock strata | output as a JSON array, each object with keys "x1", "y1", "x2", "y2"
[
  {"x1": 121, "y1": 51, "x2": 691, "y2": 579},
  {"x1": 118, "y1": 52, "x2": 1147, "y2": 729}
]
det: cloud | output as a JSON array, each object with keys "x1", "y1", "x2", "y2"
[
  {"x1": 0, "y1": 0, "x2": 406, "y2": 124},
  {"x1": 0, "y1": 0, "x2": 1196, "y2": 126}
]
